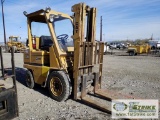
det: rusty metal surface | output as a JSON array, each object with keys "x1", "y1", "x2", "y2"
[
  {"x1": 82, "y1": 96, "x2": 111, "y2": 114},
  {"x1": 0, "y1": 88, "x2": 18, "y2": 120},
  {"x1": 93, "y1": 72, "x2": 99, "y2": 92},
  {"x1": 81, "y1": 75, "x2": 87, "y2": 98},
  {"x1": 95, "y1": 89, "x2": 137, "y2": 100}
]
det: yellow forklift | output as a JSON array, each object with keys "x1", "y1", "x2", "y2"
[{"x1": 23, "y1": 3, "x2": 131, "y2": 113}]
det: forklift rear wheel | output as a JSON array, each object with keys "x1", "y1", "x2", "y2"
[
  {"x1": 25, "y1": 70, "x2": 35, "y2": 89},
  {"x1": 47, "y1": 71, "x2": 70, "y2": 102}
]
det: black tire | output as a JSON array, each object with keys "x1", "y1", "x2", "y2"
[
  {"x1": 129, "y1": 51, "x2": 135, "y2": 56},
  {"x1": 47, "y1": 71, "x2": 71, "y2": 102},
  {"x1": 151, "y1": 46, "x2": 155, "y2": 50},
  {"x1": 25, "y1": 70, "x2": 35, "y2": 89}
]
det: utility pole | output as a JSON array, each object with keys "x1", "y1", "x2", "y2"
[
  {"x1": 151, "y1": 33, "x2": 153, "y2": 40},
  {"x1": 1, "y1": 0, "x2": 7, "y2": 47},
  {"x1": 100, "y1": 16, "x2": 102, "y2": 41},
  {"x1": 103, "y1": 34, "x2": 105, "y2": 41}
]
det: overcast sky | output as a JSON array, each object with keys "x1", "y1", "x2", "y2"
[{"x1": 0, "y1": 0, "x2": 160, "y2": 42}]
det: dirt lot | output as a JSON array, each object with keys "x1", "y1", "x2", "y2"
[{"x1": 1, "y1": 51, "x2": 160, "y2": 120}]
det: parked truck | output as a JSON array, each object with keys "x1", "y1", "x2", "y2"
[{"x1": 127, "y1": 44, "x2": 151, "y2": 56}]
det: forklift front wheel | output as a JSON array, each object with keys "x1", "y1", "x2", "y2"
[
  {"x1": 47, "y1": 71, "x2": 70, "y2": 102},
  {"x1": 25, "y1": 70, "x2": 35, "y2": 89}
]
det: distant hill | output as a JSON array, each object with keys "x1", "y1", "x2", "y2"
[{"x1": 0, "y1": 42, "x2": 4, "y2": 45}]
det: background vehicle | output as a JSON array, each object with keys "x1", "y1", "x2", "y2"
[
  {"x1": 109, "y1": 42, "x2": 117, "y2": 49},
  {"x1": 7, "y1": 36, "x2": 26, "y2": 52},
  {"x1": 116, "y1": 43, "x2": 127, "y2": 49},
  {"x1": 148, "y1": 40, "x2": 160, "y2": 49},
  {"x1": 96, "y1": 41, "x2": 108, "y2": 54},
  {"x1": 104, "y1": 44, "x2": 110, "y2": 53},
  {"x1": 127, "y1": 44, "x2": 151, "y2": 56},
  {"x1": 109, "y1": 42, "x2": 127, "y2": 49}
]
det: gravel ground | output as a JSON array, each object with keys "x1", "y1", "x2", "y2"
[{"x1": 0, "y1": 51, "x2": 160, "y2": 120}]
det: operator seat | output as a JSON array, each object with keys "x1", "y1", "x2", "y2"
[{"x1": 39, "y1": 36, "x2": 53, "y2": 51}]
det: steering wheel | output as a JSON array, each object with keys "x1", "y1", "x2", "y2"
[
  {"x1": 57, "y1": 34, "x2": 68, "y2": 46},
  {"x1": 57, "y1": 34, "x2": 68, "y2": 41}
]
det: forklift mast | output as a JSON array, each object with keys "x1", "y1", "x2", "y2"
[{"x1": 72, "y1": 3, "x2": 104, "y2": 99}]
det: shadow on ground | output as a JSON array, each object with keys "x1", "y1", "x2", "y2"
[
  {"x1": 5, "y1": 67, "x2": 50, "y2": 97},
  {"x1": 116, "y1": 54, "x2": 151, "y2": 56},
  {"x1": 115, "y1": 54, "x2": 129, "y2": 56},
  {"x1": 4, "y1": 68, "x2": 112, "y2": 114}
]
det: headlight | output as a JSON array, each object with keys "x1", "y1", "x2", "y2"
[
  {"x1": 49, "y1": 14, "x2": 60, "y2": 22},
  {"x1": 49, "y1": 14, "x2": 54, "y2": 22}
]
